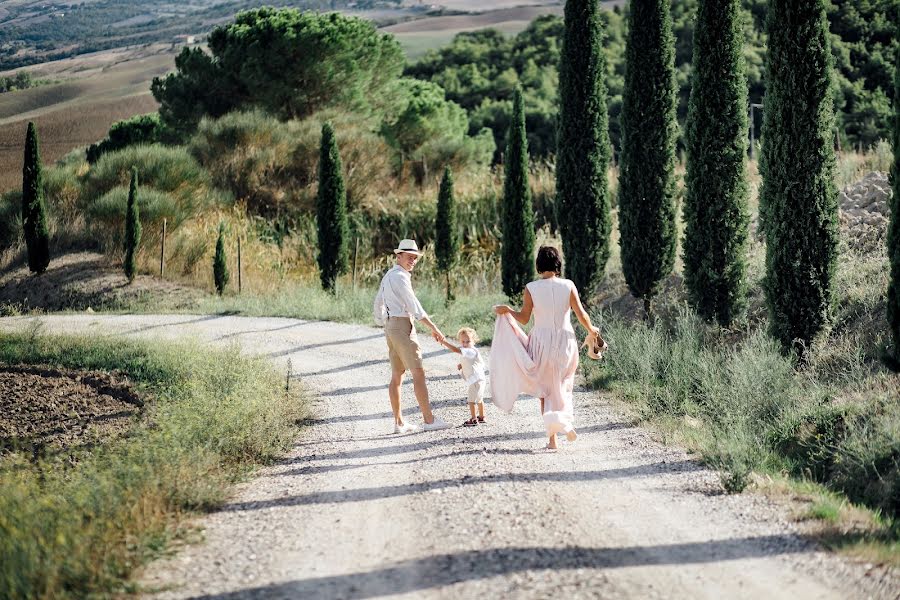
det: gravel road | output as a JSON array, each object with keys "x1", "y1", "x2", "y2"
[{"x1": 1, "y1": 314, "x2": 896, "y2": 599}]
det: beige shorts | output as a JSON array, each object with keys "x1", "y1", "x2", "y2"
[
  {"x1": 385, "y1": 317, "x2": 423, "y2": 371},
  {"x1": 467, "y1": 381, "x2": 485, "y2": 404}
]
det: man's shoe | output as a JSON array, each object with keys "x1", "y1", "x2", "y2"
[{"x1": 423, "y1": 416, "x2": 451, "y2": 431}]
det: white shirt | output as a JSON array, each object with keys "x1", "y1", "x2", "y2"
[
  {"x1": 459, "y1": 347, "x2": 485, "y2": 385},
  {"x1": 373, "y1": 265, "x2": 428, "y2": 326}
]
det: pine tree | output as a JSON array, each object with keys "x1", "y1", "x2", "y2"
[
  {"x1": 618, "y1": 0, "x2": 679, "y2": 319},
  {"x1": 683, "y1": 0, "x2": 750, "y2": 327},
  {"x1": 759, "y1": 0, "x2": 839, "y2": 356},
  {"x1": 887, "y1": 33, "x2": 900, "y2": 363},
  {"x1": 22, "y1": 121, "x2": 49, "y2": 274},
  {"x1": 502, "y1": 87, "x2": 535, "y2": 301},
  {"x1": 316, "y1": 122, "x2": 349, "y2": 292},
  {"x1": 556, "y1": 0, "x2": 612, "y2": 295},
  {"x1": 123, "y1": 168, "x2": 141, "y2": 283},
  {"x1": 435, "y1": 166, "x2": 459, "y2": 304},
  {"x1": 213, "y1": 222, "x2": 229, "y2": 295}
]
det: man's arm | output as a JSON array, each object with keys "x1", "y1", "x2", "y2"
[
  {"x1": 373, "y1": 282, "x2": 386, "y2": 326},
  {"x1": 395, "y1": 272, "x2": 443, "y2": 340}
]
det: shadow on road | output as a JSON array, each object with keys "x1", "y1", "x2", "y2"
[
  {"x1": 192, "y1": 535, "x2": 813, "y2": 599},
  {"x1": 222, "y1": 459, "x2": 703, "y2": 511}
]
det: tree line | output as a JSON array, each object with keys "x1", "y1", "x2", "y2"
[{"x1": 407, "y1": 0, "x2": 896, "y2": 159}]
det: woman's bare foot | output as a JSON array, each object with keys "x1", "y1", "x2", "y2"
[
  {"x1": 546, "y1": 435, "x2": 558, "y2": 450},
  {"x1": 566, "y1": 429, "x2": 578, "y2": 443}
]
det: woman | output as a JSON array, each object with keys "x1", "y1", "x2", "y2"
[{"x1": 491, "y1": 246, "x2": 604, "y2": 450}]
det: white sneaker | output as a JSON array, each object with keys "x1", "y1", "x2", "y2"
[
  {"x1": 393, "y1": 423, "x2": 420, "y2": 434},
  {"x1": 423, "y1": 416, "x2": 451, "y2": 431}
]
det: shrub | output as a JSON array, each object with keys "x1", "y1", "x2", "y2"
[
  {"x1": 213, "y1": 222, "x2": 229, "y2": 295},
  {"x1": 123, "y1": 168, "x2": 141, "y2": 282},
  {"x1": 22, "y1": 122, "x2": 50, "y2": 273}
]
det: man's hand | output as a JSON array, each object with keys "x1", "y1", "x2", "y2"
[{"x1": 432, "y1": 329, "x2": 445, "y2": 343}]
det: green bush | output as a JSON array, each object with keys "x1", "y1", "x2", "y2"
[{"x1": 81, "y1": 144, "x2": 222, "y2": 211}]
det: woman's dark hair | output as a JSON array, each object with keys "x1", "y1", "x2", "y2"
[{"x1": 535, "y1": 246, "x2": 562, "y2": 275}]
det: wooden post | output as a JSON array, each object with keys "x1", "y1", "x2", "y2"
[
  {"x1": 352, "y1": 237, "x2": 359, "y2": 290},
  {"x1": 237, "y1": 235, "x2": 242, "y2": 294},
  {"x1": 160, "y1": 218, "x2": 166, "y2": 277}
]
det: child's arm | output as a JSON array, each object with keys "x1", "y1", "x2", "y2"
[{"x1": 440, "y1": 338, "x2": 462, "y2": 354}]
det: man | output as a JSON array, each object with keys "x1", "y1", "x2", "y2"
[{"x1": 374, "y1": 239, "x2": 451, "y2": 433}]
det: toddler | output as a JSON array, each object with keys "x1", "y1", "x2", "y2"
[{"x1": 440, "y1": 327, "x2": 486, "y2": 426}]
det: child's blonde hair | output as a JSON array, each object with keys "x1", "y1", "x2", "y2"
[{"x1": 457, "y1": 327, "x2": 479, "y2": 343}]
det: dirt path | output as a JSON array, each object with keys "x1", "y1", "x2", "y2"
[{"x1": 0, "y1": 314, "x2": 893, "y2": 599}]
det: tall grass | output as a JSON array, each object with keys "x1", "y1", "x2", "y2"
[
  {"x1": 0, "y1": 331, "x2": 307, "y2": 598},
  {"x1": 584, "y1": 309, "x2": 898, "y2": 513}
]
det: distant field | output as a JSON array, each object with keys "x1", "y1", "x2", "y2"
[
  {"x1": 0, "y1": 44, "x2": 174, "y2": 192},
  {"x1": 0, "y1": 93, "x2": 158, "y2": 191},
  {"x1": 386, "y1": 5, "x2": 564, "y2": 58}
]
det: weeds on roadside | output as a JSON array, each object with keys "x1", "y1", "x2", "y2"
[{"x1": 0, "y1": 332, "x2": 307, "y2": 598}]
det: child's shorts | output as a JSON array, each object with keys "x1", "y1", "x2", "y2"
[{"x1": 467, "y1": 381, "x2": 485, "y2": 404}]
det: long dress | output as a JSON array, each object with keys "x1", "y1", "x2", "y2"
[{"x1": 490, "y1": 277, "x2": 579, "y2": 436}]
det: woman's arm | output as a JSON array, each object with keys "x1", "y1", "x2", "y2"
[
  {"x1": 493, "y1": 288, "x2": 534, "y2": 325},
  {"x1": 569, "y1": 286, "x2": 600, "y2": 337}
]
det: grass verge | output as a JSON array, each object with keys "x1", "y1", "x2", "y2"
[
  {"x1": 582, "y1": 309, "x2": 899, "y2": 564},
  {"x1": 0, "y1": 329, "x2": 307, "y2": 598}
]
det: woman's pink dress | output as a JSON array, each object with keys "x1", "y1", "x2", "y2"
[{"x1": 490, "y1": 277, "x2": 579, "y2": 436}]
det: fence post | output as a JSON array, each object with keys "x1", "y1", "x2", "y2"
[
  {"x1": 160, "y1": 218, "x2": 166, "y2": 277},
  {"x1": 237, "y1": 235, "x2": 242, "y2": 294}
]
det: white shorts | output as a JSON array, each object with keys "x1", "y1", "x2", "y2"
[{"x1": 467, "y1": 381, "x2": 485, "y2": 404}]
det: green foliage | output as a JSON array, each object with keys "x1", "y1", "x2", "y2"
[
  {"x1": 87, "y1": 113, "x2": 164, "y2": 164},
  {"x1": 501, "y1": 87, "x2": 535, "y2": 301},
  {"x1": 0, "y1": 332, "x2": 306, "y2": 598},
  {"x1": 123, "y1": 168, "x2": 141, "y2": 283},
  {"x1": 21, "y1": 121, "x2": 50, "y2": 274},
  {"x1": 618, "y1": 0, "x2": 678, "y2": 313},
  {"x1": 380, "y1": 78, "x2": 469, "y2": 159},
  {"x1": 435, "y1": 166, "x2": 459, "y2": 303},
  {"x1": 213, "y1": 222, "x2": 229, "y2": 295},
  {"x1": 555, "y1": 0, "x2": 613, "y2": 296},
  {"x1": 760, "y1": 0, "x2": 839, "y2": 355},
  {"x1": 0, "y1": 71, "x2": 34, "y2": 93},
  {"x1": 316, "y1": 122, "x2": 349, "y2": 292},
  {"x1": 582, "y1": 309, "x2": 900, "y2": 516},
  {"x1": 889, "y1": 35, "x2": 900, "y2": 362},
  {"x1": 406, "y1": 16, "x2": 570, "y2": 161},
  {"x1": 189, "y1": 109, "x2": 392, "y2": 216},
  {"x1": 683, "y1": 0, "x2": 750, "y2": 326},
  {"x1": 152, "y1": 8, "x2": 404, "y2": 138}
]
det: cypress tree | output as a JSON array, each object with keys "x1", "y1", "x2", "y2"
[
  {"x1": 683, "y1": 0, "x2": 750, "y2": 327},
  {"x1": 123, "y1": 168, "x2": 141, "y2": 283},
  {"x1": 22, "y1": 121, "x2": 49, "y2": 274},
  {"x1": 316, "y1": 122, "x2": 349, "y2": 293},
  {"x1": 759, "y1": 0, "x2": 839, "y2": 356},
  {"x1": 887, "y1": 34, "x2": 900, "y2": 362},
  {"x1": 618, "y1": 0, "x2": 679, "y2": 318},
  {"x1": 502, "y1": 87, "x2": 535, "y2": 301},
  {"x1": 213, "y1": 222, "x2": 229, "y2": 295},
  {"x1": 556, "y1": 0, "x2": 612, "y2": 295},
  {"x1": 435, "y1": 166, "x2": 459, "y2": 304}
]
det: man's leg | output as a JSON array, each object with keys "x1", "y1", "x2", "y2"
[
  {"x1": 410, "y1": 367, "x2": 434, "y2": 424},
  {"x1": 389, "y1": 366, "x2": 405, "y2": 425}
]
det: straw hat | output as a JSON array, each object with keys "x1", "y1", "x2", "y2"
[{"x1": 393, "y1": 239, "x2": 424, "y2": 256}]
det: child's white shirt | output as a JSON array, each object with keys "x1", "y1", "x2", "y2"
[{"x1": 459, "y1": 347, "x2": 486, "y2": 385}]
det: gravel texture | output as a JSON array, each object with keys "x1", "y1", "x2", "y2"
[{"x1": 1, "y1": 314, "x2": 896, "y2": 599}]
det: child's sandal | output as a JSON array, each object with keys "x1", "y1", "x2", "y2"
[
  {"x1": 477, "y1": 416, "x2": 485, "y2": 423},
  {"x1": 463, "y1": 418, "x2": 478, "y2": 427}
]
